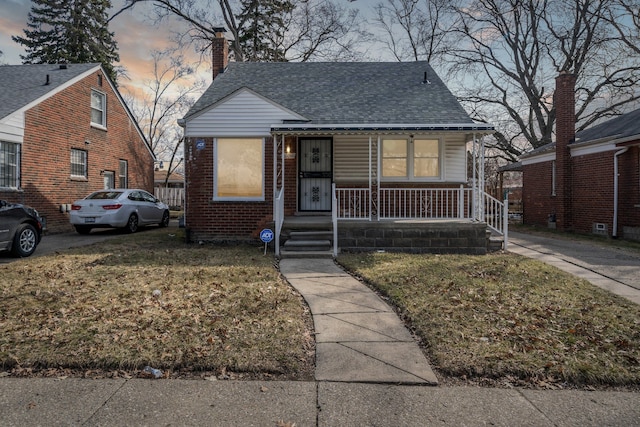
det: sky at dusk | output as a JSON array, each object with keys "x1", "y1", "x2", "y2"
[{"x1": 0, "y1": 0, "x2": 380, "y2": 100}]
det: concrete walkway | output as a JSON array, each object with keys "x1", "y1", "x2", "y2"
[
  {"x1": 279, "y1": 258, "x2": 438, "y2": 384},
  {"x1": 508, "y1": 231, "x2": 640, "y2": 304}
]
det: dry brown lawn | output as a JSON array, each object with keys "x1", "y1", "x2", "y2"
[
  {"x1": 0, "y1": 228, "x2": 314, "y2": 380},
  {"x1": 338, "y1": 251, "x2": 640, "y2": 389}
]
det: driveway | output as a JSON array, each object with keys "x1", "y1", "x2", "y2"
[
  {"x1": 508, "y1": 231, "x2": 640, "y2": 304},
  {"x1": 0, "y1": 222, "x2": 179, "y2": 264}
]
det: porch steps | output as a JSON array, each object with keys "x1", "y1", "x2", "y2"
[
  {"x1": 487, "y1": 230, "x2": 505, "y2": 252},
  {"x1": 280, "y1": 227, "x2": 334, "y2": 258}
]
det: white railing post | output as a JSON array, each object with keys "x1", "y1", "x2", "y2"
[
  {"x1": 275, "y1": 187, "x2": 284, "y2": 257},
  {"x1": 332, "y1": 183, "x2": 338, "y2": 257},
  {"x1": 503, "y1": 194, "x2": 509, "y2": 250}
]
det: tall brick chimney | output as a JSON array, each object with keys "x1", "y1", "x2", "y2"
[
  {"x1": 212, "y1": 28, "x2": 228, "y2": 80},
  {"x1": 554, "y1": 71, "x2": 576, "y2": 231}
]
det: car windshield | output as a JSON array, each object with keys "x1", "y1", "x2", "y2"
[{"x1": 87, "y1": 191, "x2": 123, "y2": 200}]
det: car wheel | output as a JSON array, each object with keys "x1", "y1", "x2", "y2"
[
  {"x1": 75, "y1": 225, "x2": 92, "y2": 235},
  {"x1": 126, "y1": 213, "x2": 139, "y2": 233},
  {"x1": 12, "y1": 224, "x2": 38, "y2": 257},
  {"x1": 159, "y1": 210, "x2": 170, "y2": 228}
]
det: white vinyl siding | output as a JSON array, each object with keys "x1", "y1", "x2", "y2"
[
  {"x1": 186, "y1": 89, "x2": 305, "y2": 137},
  {"x1": 443, "y1": 136, "x2": 467, "y2": 182},
  {"x1": 334, "y1": 136, "x2": 377, "y2": 183}
]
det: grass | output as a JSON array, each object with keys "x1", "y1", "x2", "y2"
[
  {"x1": 0, "y1": 228, "x2": 314, "y2": 380},
  {"x1": 2, "y1": 226, "x2": 639, "y2": 388},
  {"x1": 338, "y1": 251, "x2": 640, "y2": 388}
]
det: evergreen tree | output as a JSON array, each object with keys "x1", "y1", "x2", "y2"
[
  {"x1": 13, "y1": 0, "x2": 119, "y2": 82},
  {"x1": 237, "y1": 0, "x2": 294, "y2": 62}
]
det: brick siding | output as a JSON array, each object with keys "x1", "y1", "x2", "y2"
[
  {"x1": 0, "y1": 70, "x2": 153, "y2": 232},
  {"x1": 184, "y1": 136, "x2": 275, "y2": 241}
]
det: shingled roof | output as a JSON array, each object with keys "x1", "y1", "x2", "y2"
[
  {"x1": 575, "y1": 107, "x2": 640, "y2": 143},
  {"x1": 184, "y1": 61, "x2": 482, "y2": 126},
  {"x1": 0, "y1": 63, "x2": 99, "y2": 121}
]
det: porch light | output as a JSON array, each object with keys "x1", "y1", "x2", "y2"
[{"x1": 285, "y1": 142, "x2": 295, "y2": 159}]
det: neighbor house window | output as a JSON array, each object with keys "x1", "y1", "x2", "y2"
[
  {"x1": 382, "y1": 138, "x2": 440, "y2": 179},
  {"x1": 0, "y1": 141, "x2": 20, "y2": 188},
  {"x1": 214, "y1": 138, "x2": 264, "y2": 200},
  {"x1": 71, "y1": 149, "x2": 87, "y2": 178},
  {"x1": 91, "y1": 89, "x2": 106, "y2": 127},
  {"x1": 119, "y1": 160, "x2": 128, "y2": 188}
]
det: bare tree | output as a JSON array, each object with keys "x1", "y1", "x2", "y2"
[
  {"x1": 373, "y1": 0, "x2": 461, "y2": 63},
  {"x1": 123, "y1": 48, "x2": 206, "y2": 185},
  {"x1": 111, "y1": 0, "x2": 369, "y2": 62},
  {"x1": 445, "y1": 0, "x2": 640, "y2": 161}
]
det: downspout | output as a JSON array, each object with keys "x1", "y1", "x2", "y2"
[{"x1": 613, "y1": 147, "x2": 629, "y2": 238}]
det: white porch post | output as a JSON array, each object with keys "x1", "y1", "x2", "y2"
[
  {"x1": 376, "y1": 135, "x2": 381, "y2": 221},
  {"x1": 472, "y1": 133, "x2": 477, "y2": 221},
  {"x1": 368, "y1": 135, "x2": 372, "y2": 221},
  {"x1": 480, "y1": 135, "x2": 486, "y2": 221}
]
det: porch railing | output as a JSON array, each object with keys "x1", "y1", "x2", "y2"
[
  {"x1": 483, "y1": 192, "x2": 509, "y2": 249},
  {"x1": 274, "y1": 187, "x2": 285, "y2": 257},
  {"x1": 332, "y1": 186, "x2": 508, "y2": 249},
  {"x1": 154, "y1": 187, "x2": 184, "y2": 209},
  {"x1": 335, "y1": 187, "x2": 372, "y2": 220},
  {"x1": 379, "y1": 186, "x2": 472, "y2": 220}
]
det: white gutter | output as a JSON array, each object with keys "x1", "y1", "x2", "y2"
[{"x1": 613, "y1": 147, "x2": 629, "y2": 237}]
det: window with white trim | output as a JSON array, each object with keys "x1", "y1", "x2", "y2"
[
  {"x1": 91, "y1": 89, "x2": 106, "y2": 127},
  {"x1": 382, "y1": 138, "x2": 440, "y2": 180},
  {"x1": 119, "y1": 160, "x2": 128, "y2": 188},
  {"x1": 71, "y1": 149, "x2": 87, "y2": 178},
  {"x1": 214, "y1": 138, "x2": 264, "y2": 200},
  {"x1": 0, "y1": 141, "x2": 20, "y2": 188}
]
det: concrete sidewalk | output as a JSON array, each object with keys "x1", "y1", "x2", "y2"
[{"x1": 1, "y1": 378, "x2": 639, "y2": 426}]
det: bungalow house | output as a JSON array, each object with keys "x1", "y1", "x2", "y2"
[
  {"x1": 520, "y1": 72, "x2": 640, "y2": 241},
  {"x1": 0, "y1": 63, "x2": 154, "y2": 232},
  {"x1": 179, "y1": 32, "x2": 501, "y2": 256}
]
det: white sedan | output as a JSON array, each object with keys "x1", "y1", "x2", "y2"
[{"x1": 70, "y1": 189, "x2": 170, "y2": 234}]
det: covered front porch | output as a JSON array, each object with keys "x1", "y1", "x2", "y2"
[{"x1": 270, "y1": 125, "x2": 507, "y2": 257}]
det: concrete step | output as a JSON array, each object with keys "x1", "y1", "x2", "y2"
[
  {"x1": 289, "y1": 231, "x2": 333, "y2": 240},
  {"x1": 488, "y1": 236, "x2": 504, "y2": 252},
  {"x1": 279, "y1": 249, "x2": 335, "y2": 259},
  {"x1": 284, "y1": 239, "x2": 332, "y2": 251}
]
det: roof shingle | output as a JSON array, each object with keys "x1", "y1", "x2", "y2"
[{"x1": 184, "y1": 61, "x2": 476, "y2": 125}]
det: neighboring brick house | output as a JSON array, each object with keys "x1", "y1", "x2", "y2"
[
  {"x1": 0, "y1": 63, "x2": 154, "y2": 232},
  {"x1": 520, "y1": 72, "x2": 640, "y2": 241},
  {"x1": 178, "y1": 32, "x2": 500, "y2": 255}
]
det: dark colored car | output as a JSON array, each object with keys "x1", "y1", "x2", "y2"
[{"x1": 0, "y1": 200, "x2": 43, "y2": 257}]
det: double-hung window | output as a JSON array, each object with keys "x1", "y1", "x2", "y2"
[
  {"x1": 382, "y1": 138, "x2": 440, "y2": 180},
  {"x1": 0, "y1": 141, "x2": 20, "y2": 188},
  {"x1": 91, "y1": 89, "x2": 106, "y2": 127},
  {"x1": 71, "y1": 149, "x2": 87, "y2": 178},
  {"x1": 214, "y1": 138, "x2": 264, "y2": 201}
]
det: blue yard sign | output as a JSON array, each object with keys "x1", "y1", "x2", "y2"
[
  {"x1": 260, "y1": 228, "x2": 274, "y2": 255},
  {"x1": 260, "y1": 229, "x2": 274, "y2": 243}
]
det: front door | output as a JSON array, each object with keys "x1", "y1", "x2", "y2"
[{"x1": 299, "y1": 138, "x2": 332, "y2": 211}]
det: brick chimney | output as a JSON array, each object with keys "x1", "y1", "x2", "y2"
[
  {"x1": 212, "y1": 28, "x2": 228, "y2": 80},
  {"x1": 554, "y1": 71, "x2": 576, "y2": 231}
]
